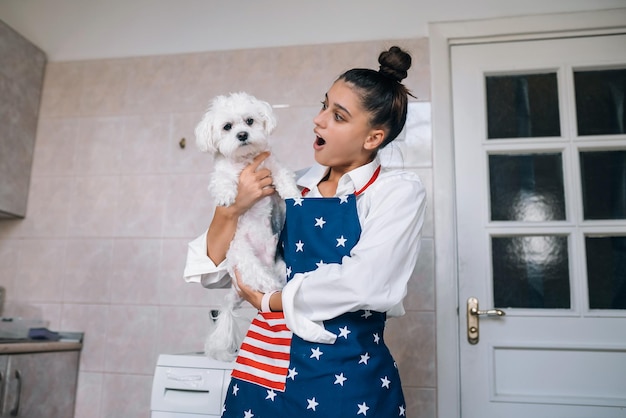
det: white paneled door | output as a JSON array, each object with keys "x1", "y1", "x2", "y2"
[{"x1": 452, "y1": 34, "x2": 626, "y2": 417}]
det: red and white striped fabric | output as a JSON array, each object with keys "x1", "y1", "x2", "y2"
[{"x1": 231, "y1": 311, "x2": 293, "y2": 392}]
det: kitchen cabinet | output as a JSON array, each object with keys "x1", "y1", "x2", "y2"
[
  {"x1": 0, "y1": 344, "x2": 80, "y2": 417},
  {"x1": 0, "y1": 19, "x2": 46, "y2": 218}
]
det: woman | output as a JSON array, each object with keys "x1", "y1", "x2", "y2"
[{"x1": 184, "y1": 46, "x2": 426, "y2": 417}]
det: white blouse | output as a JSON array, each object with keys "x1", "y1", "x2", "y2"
[{"x1": 183, "y1": 156, "x2": 427, "y2": 344}]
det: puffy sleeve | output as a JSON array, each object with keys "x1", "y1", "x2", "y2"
[
  {"x1": 282, "y1": 171, "x2": 426, "y2": 343},
  {"x1": 183, "y1": 230, "x2": 231, "y2": 289}
]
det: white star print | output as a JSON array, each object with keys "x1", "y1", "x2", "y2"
[
  {"x1": 373, "y1": 333, "x2": 380, "y2": 344},
  {"x1": 339, "y1": 195, "x2": 349, "y2": 203},
  {"x1": 315, "y1": 260, "x2": 325, "y2": 268},
  {"x1": 288, "y1": 367, "x2": 298, "y2": 380},
  {"x1": 307, "y1": 397, "x2": 319, "y2": 411},
  {"x1": 266, "y1": 389, "x2": 277, "y2": 401},
  {"x1": 286, "y1": 266, "x2": 292, "y2": 277},
  {"x1": 357, "y1": 402, "x2": 370, "y2": 415},
  {"x1": 359, "y1": 352, "x2": 370, "y2": 365},
  {"x1": 310, "y1": 347, "x2": 323, "y2": 360},
  {"x1": 295, "y1": 240, "x2": 304, "y2": 252},
  {"x1": 334, "y1": 373, "x2": 347, "y2": 386},
  {"x1": 399, "y1": 405, "x2": 406, "y2": 416},
  {"x1": 244, "y1": 409, "x2": 254, "y2": 418},
  {"x1": 293, "y1": 197, "x2": 303, "y2": 206},
  {"x1": 362, "y1": 310, "x2": 372, "y2": 319},
  {"x1": 314, "y1": 217, "x2": 326, "y2": 228},
  {"x1": 336, "y1": 235, "x2": 347, "y2": 247},
  {"x1": 338, "y1": 326, "x2": 351, "y2": 339},
  {"x1": 232, "y1": 384, "x2": 239, "y2": 396},
  {"x1": 381, "y1": 376, "x2": 391, "y2": 388}
]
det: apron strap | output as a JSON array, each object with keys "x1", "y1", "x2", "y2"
[{"x1": 354, "y1": 165, "x2": 381, "y2": 196}]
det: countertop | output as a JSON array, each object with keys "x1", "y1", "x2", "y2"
[{"x1": 0, "y1": 340, "x2": 82, "y2": 354}]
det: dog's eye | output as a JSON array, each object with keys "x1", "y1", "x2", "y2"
[
  {"x1": 223, "y1": 123, "x2": 232, "y2": 131},
  {"x1": 245, "y1": 118, "x2": 254, "y2": 126}
]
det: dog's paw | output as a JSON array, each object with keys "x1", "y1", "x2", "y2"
[
  {"x1": 273, "y1": 259, "x2": 288, "y2": 286},
  {"x1": 214, "y1": 195, "x2": 236, "y2": 207},
  {"x1": 279, "y1": 183, "x2": 301, "y2": 199},
  {"x1": 210, "y1": 185, "x2": 238, "y2": 207},
  {"x1": 209, "y1": 171, "x2": 239, "y2": 206},
  {"x1": 274, "y1": 174, "x2": 300, "y2": 199}
]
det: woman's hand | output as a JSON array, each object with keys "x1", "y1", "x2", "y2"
[
  {"x1": 233, "y1": 268, "x2": 263, "y2": 310},
  {"x1": 230, "y1": 152, "x2": 275, "y2": 216},
  {"x1": 234, "y1": 269, "x2": 284, "y2": 312}
]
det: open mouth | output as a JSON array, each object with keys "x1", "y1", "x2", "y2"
[{"x1": 315, "y1": 136, "x2": 326, "y2": 146}]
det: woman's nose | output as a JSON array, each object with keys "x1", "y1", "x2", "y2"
[{"x1": 313, "y1": 110, "x2": 325, "y2": 127}]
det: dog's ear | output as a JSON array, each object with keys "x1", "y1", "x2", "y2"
[
  {"x1": 258, "y1": 100, "x2": 277, "y2": 136},
  {"x1": 195, "y1": 110, "x2": 217, "y2": 153}
]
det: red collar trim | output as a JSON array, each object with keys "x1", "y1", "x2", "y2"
[{"x1": 301, "y1": 165, "x2": 381, "y2": 197}]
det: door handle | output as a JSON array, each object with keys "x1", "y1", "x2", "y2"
[
  {"x1": 0, "y1": 371, "x2": 3, "y2": 413},
  {"x1": 10, "y1": 369, "x2": 21, "y2": 417},
  {"x1": 467, "y1": 297, "x2": 506, "y2": 345}
]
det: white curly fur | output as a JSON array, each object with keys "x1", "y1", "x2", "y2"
[{"x1": 195, "y1": 92, "x2": 300, "y2": 362}]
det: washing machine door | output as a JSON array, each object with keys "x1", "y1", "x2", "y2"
[{"x1": 151, "y1": 354, "x2": 233, "y2": 417}]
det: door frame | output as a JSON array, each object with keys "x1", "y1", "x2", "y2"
[{"x1": 429, "y1": 8, "x2": 626, "y2": 418}]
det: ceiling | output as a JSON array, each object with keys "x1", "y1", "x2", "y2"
[{"x1": 1, "y1": 0, "x2": 624, "y2": 62}]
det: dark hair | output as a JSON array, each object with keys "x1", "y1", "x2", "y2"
[{"x1": 338, "y1": 46, "x2": 413, "y2": 148}]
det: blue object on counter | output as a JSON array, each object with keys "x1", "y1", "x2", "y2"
[{"x1": 28, "y1": 328, "x2": 61, "y2": 341}]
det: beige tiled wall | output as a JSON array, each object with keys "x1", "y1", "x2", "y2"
[{"x1": 0, "y1": 38, "x2": 435, "y2": 418}]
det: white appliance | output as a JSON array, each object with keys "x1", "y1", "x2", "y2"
[{"x1": 151, "y1": 352, "x2": 234, "y2": 417}]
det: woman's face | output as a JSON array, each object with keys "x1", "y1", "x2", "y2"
[{"x1": 312, "y1": 80, "x2": 381, "y2": 174}]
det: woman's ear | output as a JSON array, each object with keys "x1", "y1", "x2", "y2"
[{"x1": 364, "y1": 129, "x2": 385, "y2": 151}]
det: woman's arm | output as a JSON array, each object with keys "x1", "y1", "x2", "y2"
[
  {"x1": 283, "y1": 172, "x2": 427, "y2": 342},
  {"x1": 206, "y1": 152, "x2": 276, "y2": 264}
]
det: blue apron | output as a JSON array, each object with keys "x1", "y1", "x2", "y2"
[{"x1": 222, "y1": 168, "x2": 406, "y2": 417}]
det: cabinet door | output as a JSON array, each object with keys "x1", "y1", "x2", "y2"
[
  {"x1": 0, "y1": 356, "x2": 7, "y2": 414},
  {"x1": 4, "y1": 351, "x2": 80, "y2": 417},
  {"x1": 0, "y1": 20, "x2": 46, "y2": 218}
]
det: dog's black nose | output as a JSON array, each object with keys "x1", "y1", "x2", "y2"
[{"x1": 237, "y1": 132, "x2": 248, "y2": 142}]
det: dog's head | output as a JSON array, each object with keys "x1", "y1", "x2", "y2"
[{"x1": 195, "y1": 92, "x2": 277, "y2": 160}]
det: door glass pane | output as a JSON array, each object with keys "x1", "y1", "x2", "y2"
[
  {"x1": 586, "y1": 236, "x2": 626, "y2": 310},
  {"x1": 574, "y1": 68, "x2": 626, "y2": 136},
  {"x1": 492, "y1": 235, "x2": 570, "y2": 309},
  {"x1": 489, "y1": 153, "x2": 566, "y2": 221},
  {"x1": 486, "y1": 73, "x2": 561, "y2": 139},
  {"x1": 580, "y1": 150, "x2": 626, "y2": 220}
]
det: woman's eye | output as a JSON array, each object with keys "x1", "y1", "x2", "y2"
[
  {"x1": 223, "y1": 123, "x2": 232, "y2": 131},
  {"x1": 334, "y1": 113, "x2": 344, "y2": 121},
  {"x1": 320, "y1": 101, "x2": 328, "y2": 110},
  {"x1": 246, "y1": 118, "x2": 254, "y2": 126}
]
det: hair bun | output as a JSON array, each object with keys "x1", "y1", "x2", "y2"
[{"x1": 378, "y1": 46, "x2": 412, "y2": 82}]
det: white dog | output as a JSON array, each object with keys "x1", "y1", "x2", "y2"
[{"x1": 195, "y1": 92, "x2": 299, "y2": 361}]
